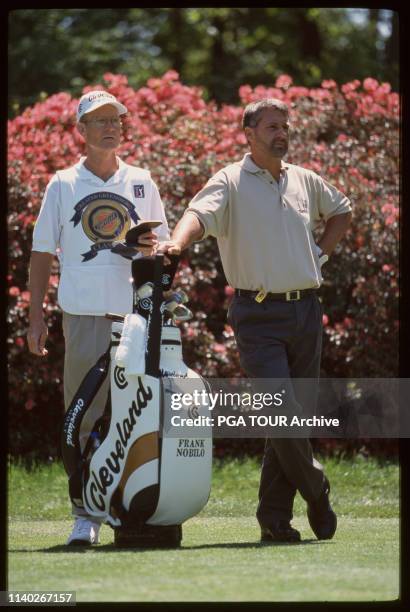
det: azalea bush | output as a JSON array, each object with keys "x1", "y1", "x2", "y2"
[{"x1": 8, "y1": 71, "x2": 399, "y2": 462}]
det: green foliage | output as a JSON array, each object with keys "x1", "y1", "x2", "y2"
[{"x1": 8, "y1": 8, "x2": 398, "y2": 116}]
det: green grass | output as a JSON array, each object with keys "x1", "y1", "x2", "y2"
[{"x1": 8, "y1": 456, "x2": 400, "y2": 602}]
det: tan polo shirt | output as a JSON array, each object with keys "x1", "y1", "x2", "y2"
[{"x1": 185, "y1": 153, "x2": 352, "y2": 293}]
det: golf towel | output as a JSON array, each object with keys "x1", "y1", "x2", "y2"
[{"x1": 115, "y1": 313, "x2": 147, "y2": 375}]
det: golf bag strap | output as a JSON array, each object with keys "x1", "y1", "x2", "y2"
[
  {"x1": 61, "y1": 342, "x2": 113, "y2": 508},
  {"x1": 80, "y1": 392, "x2": 112, "y2": 462}
]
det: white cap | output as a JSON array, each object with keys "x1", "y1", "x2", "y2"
[{"x1": 77, "y1": 90, "x2": 128, "y2": 121}]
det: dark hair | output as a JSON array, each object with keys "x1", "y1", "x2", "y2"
[{"x1": 242, "y1": 98, "x2": 289, "y2": 129}]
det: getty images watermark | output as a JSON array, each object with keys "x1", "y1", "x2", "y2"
[
  {"x1": 169, "y1": 388, "x2": 339, "y2": 429},
  {"x1": 160, "y1": 378, "x2": 408, "y2": 438}
]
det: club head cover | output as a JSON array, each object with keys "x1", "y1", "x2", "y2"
[
  {"x1": 164, "y1": 301, "x2": 193, "y2": 321},
  {"x1": 136, "y1": 282, "x2": 154, "y2": 299},
  {"x1": 170, "y1": 289, "x2": 189, "y2": 305},
  {"x1": 132, "y1": 254, "x2": 180, "y2": 291}
]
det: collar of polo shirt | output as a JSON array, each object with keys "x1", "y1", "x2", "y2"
[{"x1": 241, "y1": 153, "x2": 289, "y2": 175}]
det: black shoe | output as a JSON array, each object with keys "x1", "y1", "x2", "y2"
[
  {"x1": 261, "y1": 520, "x2": 301, "y2": 543},
  {"x1": 307, "y1": 477, "x2": 337, "y2": 540}
]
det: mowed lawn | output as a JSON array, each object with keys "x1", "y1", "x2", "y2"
[{"x1": 8, "y1": 455, "x2": 400, "y2": 602}]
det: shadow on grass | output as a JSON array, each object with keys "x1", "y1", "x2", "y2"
[{"x1": 11, "y1": 539, "x2": 321, "y2": 553}]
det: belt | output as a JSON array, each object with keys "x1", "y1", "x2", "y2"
[{"x1": 235, "y1": 288, "x2": 318, "y2": 302}]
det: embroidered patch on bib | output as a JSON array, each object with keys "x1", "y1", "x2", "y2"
[{"x1": 70, "y1": 192, "x2": 140, "y2": 261}]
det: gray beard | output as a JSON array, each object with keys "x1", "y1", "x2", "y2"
[{"x1": 270, "y1": 143, "x2": 288, "y2": 157}]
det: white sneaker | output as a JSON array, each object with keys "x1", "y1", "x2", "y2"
[{"x1": 67, "y1": 517, "x2": 100, "y2": 546}]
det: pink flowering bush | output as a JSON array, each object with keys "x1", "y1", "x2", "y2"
[{"x1": 8, "y1": 71, "x2": 399, "y2": 461}]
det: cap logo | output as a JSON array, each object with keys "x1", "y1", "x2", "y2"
[{"x1": 87, "y1": 92, "x2": 114, "y2": 102}]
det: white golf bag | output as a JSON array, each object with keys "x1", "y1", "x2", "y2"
[{"x1": 61, "y1": 249, "x2": 212, "y2": 546}]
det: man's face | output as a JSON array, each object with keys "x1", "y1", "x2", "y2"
[
  {"x1": 245, "y1": 108, "x2": 290, "y2": 159},
  {"x1": 77, "y1": 104, "x2": 122, "y2": 151}
]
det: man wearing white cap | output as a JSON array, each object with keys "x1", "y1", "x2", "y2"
[{"x1": 27, "y1": 90, "x2": 169, "y2": 545}]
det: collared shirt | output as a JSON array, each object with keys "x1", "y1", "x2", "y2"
[
  {"x1": 32, "y1": 156, "x2": 169, "y2": 315},
  {"x1": 185, "y1": 153, "x2": 352, "y2": 293}
]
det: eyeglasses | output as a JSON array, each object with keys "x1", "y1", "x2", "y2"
[{"x1": 83, "y1": 117, "x2": 122, "y2": 128}]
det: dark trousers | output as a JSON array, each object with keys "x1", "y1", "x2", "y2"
[{"x1": 228, "y1": 293, "x2": 325, "y2": 525}]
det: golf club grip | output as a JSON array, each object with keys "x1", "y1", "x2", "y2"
[{"x1": 145, "y1": 254, "x2": 164, "y2": 376}]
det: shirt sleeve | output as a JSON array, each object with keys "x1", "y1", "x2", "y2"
[
  {"x1": 31, "y1": 174, "x2": 61, "y2": 254},
  {"x1": 150, "y1": 179, "x2": 170, "y2": 241},
  {"x1": 313, "y1": 174, "x2": 352, "y2": 222},
  {"x1": 185, "y1": 171, "x2": 229, "y2": 239}
]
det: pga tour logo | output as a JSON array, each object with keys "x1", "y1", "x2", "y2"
[{"x1": 133, "y1": 185, "x2": 145, "y2": 198}]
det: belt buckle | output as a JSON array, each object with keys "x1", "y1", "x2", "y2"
[
  {"x1": 286, "y1": 290, "x2": 300, "y2": 301},
  {"x1": 255, "y1": 290, "x2": 267, "y2": 303}
]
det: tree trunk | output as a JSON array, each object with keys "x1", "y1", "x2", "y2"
[
  {"x1": 385, "y1": 11, "x2": 399, "y2": 67},
  {"x1": 169, "y1": 8, "x2": 184, "y2": 74},
  {"x1": 296, "y1": 9, "x2": 322, "y2": 59},
  {"x1": 209, "y1": 15, "x2": 227, "y2": 101}
]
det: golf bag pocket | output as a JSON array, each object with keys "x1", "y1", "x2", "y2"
[{"x1": 147, "y1": 374, "x2": 212, "y2": 526}]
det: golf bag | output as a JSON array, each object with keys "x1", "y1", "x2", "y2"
[{"x1": 61, "y1": 241, "x2": 212, "y2": 547}]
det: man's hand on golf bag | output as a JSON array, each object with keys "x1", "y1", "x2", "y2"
[
  {"x1": 157, "y1": 240, "x2": 182, "y2": 256},
  {"x1": 157, "y1": 213, "x2": 204, "y2": 259}
]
